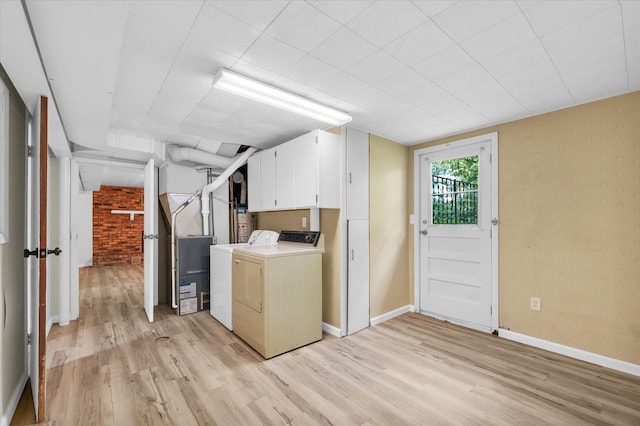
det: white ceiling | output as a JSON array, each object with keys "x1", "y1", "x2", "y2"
[{"x1": 18, "y1": 0, "x2": 640, "y2": 183}]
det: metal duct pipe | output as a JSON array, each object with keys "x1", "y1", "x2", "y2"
[
  {"x1": 170, "y1": 192, "x2": 200, "y2": 309},
  {"x1": 167, "y1": 145, "x2": 236, "y2": 169},
  {"x1": 201, "y1": 147, "x2": 257, "y2": 235}
]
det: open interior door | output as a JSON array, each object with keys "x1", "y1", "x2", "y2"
[
  {"x1": 143, "y1": 159, "x2": 157, "y2": 322},
  {"x1": 25, "y1": 96, "x2": 48, "y2": 422}
]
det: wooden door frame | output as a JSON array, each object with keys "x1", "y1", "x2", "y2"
[
  {"x1": 413, "y1": 132, "x2": 499, "y2": 333},
  {"x1": 36, "y1": 96, "x2": 48, "y2": 422}
]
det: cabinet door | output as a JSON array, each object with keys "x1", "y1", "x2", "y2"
[
  {"x1": 275, "y1": 142, "x2": 294, "y2": 209},
  {"x1": 346, "y1": 127, "x2": 369, "y2": 220},
  {"x1": 260, "y1": 148, "x2": 276, "y2": 210},
  {"x1": 248, "y1": 154, "x2": 261, "y2": 211},
  {"x1": 294, "y1": 131, "x2": 318, "y2": 208},
  {"x1": 317, "y1": 131, "x2": 341, "y2": 208},
  {"x1": 347, "y1": 219, "x2": 369, "y2": 335}
]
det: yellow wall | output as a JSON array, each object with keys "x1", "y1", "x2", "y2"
[
  {"x1": 369, "y1": 134, "x2": 411, "y2": 317},
  {"x1": 409, "y1": 91, "x2": 640, "y2": 364},
  {"x1": 256, "y1": 208, "x2": 342, "y2": 328}
]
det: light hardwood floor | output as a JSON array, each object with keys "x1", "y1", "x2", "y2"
[{"x1": 35, "y1": 265, "x2": 640, "y2": 425}]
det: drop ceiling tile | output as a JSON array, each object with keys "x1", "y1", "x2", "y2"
[
  {"x1": 461, "y1": 13, "x2": 537, "y2": 61},
  {"x1": 115, "y1": 43, "x2": 172, "y2": 95},
  {"x1": 241, "y1": 34, "x2": 307, "y2": 75},
  {"x1": 384, "y1": 21, "x2": 455, "y2": 66},
  {"x1": 400, "y1": 83, "x2": 451, "y2": 107},
  {"x1": 209, "y1": 0, "x2": 288, "y2": 31},
  {"x1": 346, "y1": 49, "x2": 406, "y2": 85},
  {"x1": 418, "y1": 95, "x2": 468, "y2": 116},
  {"x1": 194, "y1": 138, "x2": 223, "y2": 154},
  {"x1": 541, "y1": 6, "x2": 623, "y2": 58},
  {"x1": 307, "y1": 0, "x2": 373, "y2": 24},
  {"x1": 128, "y1": 0, "x2": 202, "y2": 35},
  {"x1": 621, "y1": 1, "x2": 640, "y2": 30},
  {"x1": 320, "y1": 71, "x2": 373, "y2": 100},
  {"x1": 189, "y1": 4, "x2": 262, "y2": 57},
  {"x1": 524, "y1": 0, "x2": 618, "y2": 36},
  {"x1": 123, "y1": 14, "x2": 185, "y2": 62},
  {"x1": 497, "y1": 59, "x2": 560, "y2": 93},
  {"x1": 279, "y1": 55, "x2": 342, "y2": 88},
  {"x1": 377, "y1": 67, "x2": 431, "y2": 97},
  {"x1": 412, "y1": 45, "x2": 477, "y2": 80},
  {"x1": 434, "y1": 64, "x2": 494, "y2": 94},
  {"x1": 510, "y1": 76, "x2": 574, "y2": 114},
  {"x1": 515, "y1": 1, "x2": 542, "y2": 11},
  {"x1": 553, "y1": 35, "x2": 628, "y2": 103},
  {"x1": 479, "y1": 39, "x2": 550, "y2": 78},
  {"x1": 311, "y1": 27, "x2": 377, "y2": 69},
  {"x1": 175, "y1": 37, "x2": 238, "y2": 75},
  {"x1": 432, "y1": 0, "x2": 521, "y2": 42},
  {"x1": 265, "y1": 1, "x2": 341, "y2": 52},
  {"x1": 159, "y1": 64, "x2": 213, "y2": 108},
  {"x1": 146, "y1": 95, "x2": 197, "y2": 127},
  {"x1": 453, "y1": 79, "x2": 509, "y2": 104},
  {"x1": 466, "y1": 92, "x2": 528, "y2": 121},
  {"x1": 411, "y1": 1, "x2": 458, "y2": 18},
  {"x1": 626, "y1": 26, "x2": 640, "y2": 89},
  {"x1": 346, "y1": 1, "x2": 425, "y2": 47}
]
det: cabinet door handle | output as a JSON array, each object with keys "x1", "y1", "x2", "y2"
[{"x1": 351, "y1": 249, "x2": 355, "y2": 261}]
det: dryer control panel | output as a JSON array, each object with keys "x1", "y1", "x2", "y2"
[{"x1": 278, "y1": 230, "x2": 321, "y2": 246}]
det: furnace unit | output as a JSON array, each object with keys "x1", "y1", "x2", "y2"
[{"x1": 177, "y1": 235, "x2": 211, "y2": 316}]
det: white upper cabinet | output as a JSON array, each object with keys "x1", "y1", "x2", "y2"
[
  {"x1": 274, "y1": 142, "x2": 294, "y2": 209},
  {"x1": 248, "y1": 129, "x2": 341, "y2": 212},
  {"x1": 293, "y1": 130, "x2": 341, "y2": 209},
  {"x1": 345, "y1": 127, "x2": 369, "y2": 220},
  {"x1": 259, "y1": 147, "x2": 276, "y2": 211},
  {"x1": 247, "y1": 154, "x2": 261, "y2": 211}
]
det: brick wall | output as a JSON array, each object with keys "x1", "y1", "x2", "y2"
[{"x1": 93, "y1": 186, "x2": 144, "y2": 266}]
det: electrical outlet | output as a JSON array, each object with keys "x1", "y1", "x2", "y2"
[
  {"x1": 530, "y1": 297, "x2": 541, "y2": 311},
  {"x1": 302, "y1": 217, "x2": 307, "y2": 228}
]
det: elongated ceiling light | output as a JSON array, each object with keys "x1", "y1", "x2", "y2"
[{"x1": 212, "y1": 69, "x2": 352, "y2": 126}]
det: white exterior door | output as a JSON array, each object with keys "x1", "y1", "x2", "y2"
[
  {"x1": 416, "y1": 133, "x2": 498, "y2": 333},
  {"x1": 143, "y1": 159, "x2": 157, "y2": 323}
]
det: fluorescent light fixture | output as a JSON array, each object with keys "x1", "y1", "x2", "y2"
[{"x1": 212, "y1": 69, "x2": 352, "y2": 126}]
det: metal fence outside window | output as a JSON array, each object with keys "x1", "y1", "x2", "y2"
[{"x1": 432, "y1": 175, "x2": 478, "y2": 224}]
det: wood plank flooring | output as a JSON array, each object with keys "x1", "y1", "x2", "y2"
[{"x1": 38, "y1": 265, "x2": 640, "y2": 425}]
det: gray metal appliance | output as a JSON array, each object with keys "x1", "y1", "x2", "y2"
[{"x1": 177, "y1": 235, "x2": 212, "y2": 316}]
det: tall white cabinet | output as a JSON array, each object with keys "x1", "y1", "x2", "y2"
[{"x1": 345, "y1": 127, "x2": 370, "y2": 335}]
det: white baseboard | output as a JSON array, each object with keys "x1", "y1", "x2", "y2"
[
  {"x1": 1, "y1": 370, "x2": 28, "y2": 426},
  {"x1": 322, "y1": 322, "x2": 341, "y2": 338},
  {"x1": 499, "y1": 329, "x2": 640, "y2": 377},
  {"x1": 370, "y1": 304, "x2": 414, "y2": 326},
  {"x1": 47, "y1": 315, "x2": 58, "y2": 336}
]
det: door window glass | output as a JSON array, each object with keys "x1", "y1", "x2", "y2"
[{"x1": 432, "y1": 155, "x2": 478, "y2": 224}]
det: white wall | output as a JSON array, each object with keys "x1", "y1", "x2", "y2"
[
  {"x1": 76, "y1": 192, "x2": 93, "y2": 267},
  {"x1": 47, "y1": 156, "x2": 60, "y2": 332}
]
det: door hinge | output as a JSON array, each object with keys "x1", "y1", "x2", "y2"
[
  {"x1": 490, "y1": 306, "x2": 492, "y2": 315},
  {"x1": 315, "y1": 136, "x2": 318, "y2": 144},
  {"x1": 27, "y1": 333, "x2": 31, "y2": 345},
  {"x1": 275, "y1": 199, "x2": 277, "y2": 206},
  {"x1": 315, "y1": 194, "x2": 318, "y2": 203},
  {"x1": 490, "y1": 153, "x2": 492, "y2": 163},
  {"x1": 274, "y1": 151, "x2": 277, "y2": 158},
  {"x1": 27, "y1": 146, "x2": 33, "y2": 157}
]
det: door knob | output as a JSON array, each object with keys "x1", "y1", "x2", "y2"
[
  {"x1": 48, "y1": 247, "x2": 62, "y2": 256},
  {"x1": 24, "y1": 248, "x2": 38, "y2": 258},
  {"x1": 420, "y1": 229, "x2": 428, "y2": 235}
]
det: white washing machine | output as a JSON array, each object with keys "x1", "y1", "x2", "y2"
[{"x1": 210, "y1": 230, "x2": 279, "y2": 330}]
